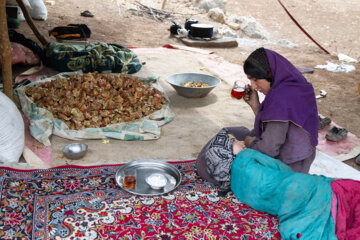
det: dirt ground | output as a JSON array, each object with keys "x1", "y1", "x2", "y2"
[{"x1": 15, "y1": 0, "x2": 360, "y2": 167}]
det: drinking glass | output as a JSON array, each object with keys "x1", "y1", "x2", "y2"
[
  {"x1": 231, "y1": 80, "x2": 245, "y2": 99},
  {"x1": 123, "y1": 168, "x2": 136, "y2": 190}
]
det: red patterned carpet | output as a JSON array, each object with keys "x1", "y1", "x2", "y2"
[{"x1": 0, "y1": 161, "x2": 281, "y2": 239}]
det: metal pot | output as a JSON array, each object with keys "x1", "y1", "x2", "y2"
[
  {"x1": 189, "y1": 23, "x2": 214, "y2": 38},
  {"x1": 185, "y1": 18, "x2": 199, "y2": 30}
]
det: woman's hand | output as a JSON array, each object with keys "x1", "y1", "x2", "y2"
[
  {"x1": 244, "y1": 136, "x2": 256, "y2": 148},
  {"x1": 244, "y1": 85, "x2": 260, "y2": 115}
]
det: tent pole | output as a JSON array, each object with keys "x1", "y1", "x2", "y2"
[
  {"x1": 0, "y1": 0, "x2": 13, "y2": 100},
  {"x1": 16, "y1": 0, "x2": 48, "y2": 46},
  {"x1": 277, "y1": 0, "x2": 330, "y2": 54},
  {"x1": 161, "y1": 0, "x2": 167, "y2": 9}
]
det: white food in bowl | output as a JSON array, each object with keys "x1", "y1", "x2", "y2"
[{"x1": 146, "y1": 173, "x2": 168, "y2": 189}]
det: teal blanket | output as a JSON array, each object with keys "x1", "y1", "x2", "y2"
[
  {"x1": 231, "y1": 149, "x2": 337, "y2": 240},
  {"x1": 44, "y1": 42, "x2": 142, "y2": 73}
]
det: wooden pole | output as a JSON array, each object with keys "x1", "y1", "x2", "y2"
[
  {"x1": 16, "y1": 0, "x2": 48, "y2": 46},
  {"x1": 161, "y1": 0, "x2": 167, "y2": 9},
  {"x1": 0, "y1": 0, "x2": 13, "y2": 100},
  {"x1": 277, "y1": 0, "x2": 330, "y2": 54}
]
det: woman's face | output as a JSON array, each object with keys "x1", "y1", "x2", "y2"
[
  {"x1": 228, "y1": 134, "x2": 246, "y2": 155},
  {"x1": 246, "y1": 75, "x2": 271, "y2": 95}
]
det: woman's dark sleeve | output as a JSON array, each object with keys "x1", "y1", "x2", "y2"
[{"x1": 250, "y1": 121, "x2": 289, "y2": 158}]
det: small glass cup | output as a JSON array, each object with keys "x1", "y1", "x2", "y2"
[
  {"x1": 123, "y1": 168, "x2": 136, "y2": 190},
  {"x1": 231, "y1": 80, "x2": 245, "y2": 99}
]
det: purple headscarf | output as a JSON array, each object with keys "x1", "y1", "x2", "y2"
[{"x1": 253, "y1": 49, "x2": 319, "y2": 147}]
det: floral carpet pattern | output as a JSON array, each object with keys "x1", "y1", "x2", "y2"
[{"x1": 0, "y1": 161, "x2": 281, "y2": 239}]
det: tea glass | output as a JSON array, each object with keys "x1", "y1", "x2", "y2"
[
  {"x1": 123, "y1": 168, "x2": 136, "y2": 190},
  {"x1": 231, "y1": 80, "x2": 245, "y2": 99}
]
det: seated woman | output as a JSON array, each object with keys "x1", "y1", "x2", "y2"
[
  {"x1": 196, "y1": 47, "x2": 319, "y2": 187},
  {"x1": 206, "y1": 130, "x2": 360, "y2": 240}
]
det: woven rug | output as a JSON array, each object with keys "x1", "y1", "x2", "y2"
[{"x1": 0, "y1": 161, "x2": 281, "y2": 239}]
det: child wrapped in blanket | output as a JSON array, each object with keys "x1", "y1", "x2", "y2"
[{"x1": 201, "y1": 128, "x2": 360, "y2": 240}]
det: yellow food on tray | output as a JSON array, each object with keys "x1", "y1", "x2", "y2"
[{"x1": 180, "y1": 81, "x2": 209, "y2": 88}]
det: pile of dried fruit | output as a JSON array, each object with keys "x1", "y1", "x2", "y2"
[{"x1": 25, "y1": 73, "x2": 167, "y2": 130}]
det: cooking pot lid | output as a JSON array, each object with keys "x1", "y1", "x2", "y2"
[
  {"x1": 191, "y1": 23, "x2": 214, "y2": 29},
  {"x1": 186, "y1": 18, "x2": 198, "y2": 22}
]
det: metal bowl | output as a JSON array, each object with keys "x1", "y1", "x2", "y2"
[
  {"x1": 62, "y1": 143, "x2": 88, "y2": 160},
  {"x1": 165, "y1": 73, "x2": 221, "y2": 98}
]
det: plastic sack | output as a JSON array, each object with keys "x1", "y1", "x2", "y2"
[
  {"x1": 0, "y1": 92, "x2": 25, "y2": 164},
  {"x1": 28, "y1": 0, "x2": 47, "y2": 20}
]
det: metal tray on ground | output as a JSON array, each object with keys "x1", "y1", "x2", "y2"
[{"x1": 115, "y1": 159, "x2": 182, "y2": 196}]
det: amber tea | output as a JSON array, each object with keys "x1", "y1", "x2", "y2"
[
  {"x1": 231, "y1": 80, "x2": 245, "y2": 99},
  {"x1": 124, "y1": 176, "x2": 136, "y2": 189},
  {"x1": 231, "y1": 87, "x2": 245, "y2": 99},
  {"x1": 123, "y1": 168, "x2": 136, "y2": 189}
]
